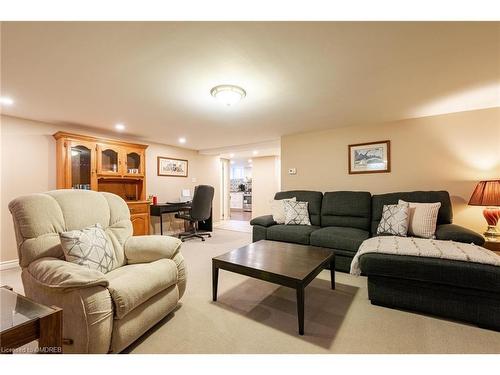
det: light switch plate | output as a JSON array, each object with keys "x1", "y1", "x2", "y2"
[
  {"x1": 191, "y1": 177, "x2": 197, "y2": 182},
  {"x1": 288, "y1": 168, "x2": 297, "y2": 175}
]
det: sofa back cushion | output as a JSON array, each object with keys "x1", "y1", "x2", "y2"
[
  {"x1": 371, "y1": 190, "x2": 452, "y2": 235},
  {"x1": 9, "y1": 190, "x2": 132, "y2": 268},
  {"x1": 274, "y1": 190, "x2": 323, "y2": 226},
  {"x1": 321, "y1": 191, "x2": 372, "y2": 230}
]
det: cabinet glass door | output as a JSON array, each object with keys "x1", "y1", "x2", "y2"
[
  {"x1": 124, "y1": 149, "x2": 144, "y2": 176},
  {"x1": 71, "y1": 145, "x2": 92, "y2": 189},
  {"x1": 97, "y1": 145, "x2": 121, "y2": 176}
]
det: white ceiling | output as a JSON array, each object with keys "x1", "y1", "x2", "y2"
[{"x1": 1, "y1": 22, "x2": 499, "y2": 151}]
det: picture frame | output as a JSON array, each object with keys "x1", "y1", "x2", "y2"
[
  {"x1": 348, "y1": 140, "x2": 391, "y2": 174},
  {"x1": 157, "y1": 156, "x2": 188, "y2": 177}
]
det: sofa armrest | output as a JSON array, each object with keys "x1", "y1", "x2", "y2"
[
  {"x1": 250, "y1": 215, "x2": 277, "y2": 227},
  {"x1": 124, "y1": 235, "x2": 182, "y2": 264},
  {"x1": 27, "y1": 257, "x2": 109, "y2": 292},
  {"x1": 124, "y1": 235, "x2": 186, "y2": 298},
  {"x1": 435, "y1": 224, "x2": 485, "y2": 245}
]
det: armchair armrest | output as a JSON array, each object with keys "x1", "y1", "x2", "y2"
[
  {"x1": 124, "y1": 235, "x2": 186, "y2": 298},
  {"x1": 27, "y1": 257, "x2": 109, "y2": 292},
  {"x1": 124, "y1": 235, "x2": 182, "y2": 264},
  {"x1": 435, "y1": 224, "x2": 485, "y2": 245},
  {"x1": 250, "y1": 215, "x2": 277, "y2": 227}
]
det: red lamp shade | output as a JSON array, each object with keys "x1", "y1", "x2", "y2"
[
  {"x1": 468, "y1": 180, "x2": 500, "y2": 206},
  {"x1": 469, "y1": 180, "x2": 500, "y2": 239}
]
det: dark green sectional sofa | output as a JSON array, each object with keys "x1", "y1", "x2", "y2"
[
  {"x1": 251, "y1": 190, "x2": 500, "y2": 331},
  {"x1": 251, "y1": 190, "x2": 485, "y2": 272}
]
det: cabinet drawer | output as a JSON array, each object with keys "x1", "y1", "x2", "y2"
[{"x1": 127, "y1": 202, "x2": 149, "y2": 214}]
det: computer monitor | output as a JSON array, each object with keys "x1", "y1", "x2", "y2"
[{"x1": 180, "y1": 189, "x2": 191, "y2": 202}]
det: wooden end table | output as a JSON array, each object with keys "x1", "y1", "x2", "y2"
[
  {"x1": 483, "y1": 239, "x2": 500, "y2": 256},
  {"x1": 212, "y1": 240, "x2": 335, "y2": 335},
  {"x1": 0, "y1": 286, "x2": 62, "y2": 354}
]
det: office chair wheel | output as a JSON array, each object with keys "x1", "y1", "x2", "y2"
[
  {"x1": 202, "y1": 237, "x2": 205, "y2": 241},
  {"x1": 208, "y1": 234, "x2": 211, "y2": 238}
]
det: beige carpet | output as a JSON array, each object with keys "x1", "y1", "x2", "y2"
[{"x1": 121, "y1": 229, "x2": 500, "y2": 354}]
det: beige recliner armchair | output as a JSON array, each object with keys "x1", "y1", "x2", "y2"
[{"x1": 8, "y1": 190, "x2": 186, "y2": 353}]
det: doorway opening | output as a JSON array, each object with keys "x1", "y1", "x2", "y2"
[{"x1": 229, "y1": 159, "x2": 252, "y2": 221}]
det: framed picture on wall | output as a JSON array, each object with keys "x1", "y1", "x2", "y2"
[
  {"x1": 157, "y1": 156, "x2": 188, "y2": 177},
  {"x1": 348, "y1": 140, "x2": 391, "y2": 174}
]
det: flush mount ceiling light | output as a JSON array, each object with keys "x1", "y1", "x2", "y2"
[
  {"x1": 210, "y1": 85, "x2": 246, "y2": 106},
  {"x1": 115, "y1": 123, "x2": 125, "y2": 131},
  {"x1": 178, "y1": 137, "x2": 186, "y2": 144}
]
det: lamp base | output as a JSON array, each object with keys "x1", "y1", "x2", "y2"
[
  {"x1": 483, "y1": 207, "x2": 500, "y2": 240},
  {"x1": 484, "y1": 225, "x2": 500, "y2": 240}
]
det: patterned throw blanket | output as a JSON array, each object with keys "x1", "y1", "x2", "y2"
[{"x1": 350, "y1": 236, "x2": 500, "y2": 276}]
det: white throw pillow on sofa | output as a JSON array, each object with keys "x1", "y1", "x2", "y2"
[
  {"x1": 399, "y1": 200, "x2": 441, "y2": 239},
  {"x1": 376, "y1": 202, "x2": 410, "y2": 236},
  {"x1": 270, "y1": 197, "x2": 296, "y2": 224},
  {"x1": 283, "y1": 200, "x2": 311, "y2": 225}
]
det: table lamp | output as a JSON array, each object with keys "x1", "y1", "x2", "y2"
[{"x1": 468, "y1": 179, "x2": 500, "y2": 240}]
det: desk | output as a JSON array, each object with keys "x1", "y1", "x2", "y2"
[{"x1": 150, "y1": 202, "x2": 213, "y2": 235}]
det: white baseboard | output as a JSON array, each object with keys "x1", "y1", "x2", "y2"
[{"x1": 0, "y1": 259, "x2": 20, "y2": 271}]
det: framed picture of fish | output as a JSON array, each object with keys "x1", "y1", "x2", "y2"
[{"x1": 348, "y1": 140, "x2": 391, "y2": 174}]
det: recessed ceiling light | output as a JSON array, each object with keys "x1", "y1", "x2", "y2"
[
  {"x1": 229, "y1": 153, "x2": 235, "y2": 158},
  {"x1": 178, "y1": 137, "x2": 186, "y2": 144},
  {"x1": 115, "y1": 123, "x2": 125, "y2": 131},
  {"x1": 248, "y1": 159, "x2": 252, "y2": 163},
  {"x1": 0, "y1": 96, "x2": 14, "y2": 106},
  {"x1": 253, "y1": 150, "x2": 258, "y2": 155},
  {"x1": 210, "y1": 85, "x2": 246, "y2": 106}
]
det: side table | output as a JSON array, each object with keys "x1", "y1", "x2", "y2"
[
  {"x1": 0, "y1": 285, "x2": 62, "y2": 354},
  {"x1": 483, "y1": 240, "x2": 500, "y2": 256}
]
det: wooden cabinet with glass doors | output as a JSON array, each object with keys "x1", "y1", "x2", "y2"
[{"x1": 53, "y1": 132, "x2": 150, "y2": 235}]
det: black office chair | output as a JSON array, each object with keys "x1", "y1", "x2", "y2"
[{"x1": 175, "y1": 185, "x2": 214, "y2": 242}]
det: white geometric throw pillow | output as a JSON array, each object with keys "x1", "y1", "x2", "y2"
[
  {"x1": 270, "y1": 197, "x2": 296, "y2": 224},
  {"x1": 399, "y1": 200, "x2": 441, "y2": 239},
  {"x1": 377, "y1": 202, "x2": 410, "y2": 236},
  {"x1": 59, "y1": 223, "x2": 116, "y2": 273},
  {"x1": 283, "y1": 200, "x2": 311, "y2": 225}
]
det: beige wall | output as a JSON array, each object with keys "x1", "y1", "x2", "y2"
[
  {"x1": 281, "y1": 107, "x2": 500, "y2": 234},
  {"x1": 252, "y1": 156, "x2": 281, "y2": 218},
  {"x1": 0, "y1": 115, "x2": 220, "y2": 263}
]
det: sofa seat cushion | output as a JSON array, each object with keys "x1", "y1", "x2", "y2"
[
  {"x1": 310, "y1": 226, "x2": 369, "y2": 253},
  {"x1": 267, "y1": 225, "x2": 320, "y2": 245},
  {"x1": 359, "y1": 253, "x2": 500, "y2": 293},
  {"x1": 104, "y1": 259, "x2": 178, "y2": 319}
]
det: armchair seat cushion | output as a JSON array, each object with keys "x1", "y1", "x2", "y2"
[
  {"x1": 105, "y1": 259, "x2": 178, "y2": 319},
  {"x1": 266, "y1": 224, "x2": 320, "y2": 245},
  {"x1": 310, "y1": 226, "x2": 370, "y2": 253}
]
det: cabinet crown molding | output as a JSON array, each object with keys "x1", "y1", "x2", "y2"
[{"x1": 53, "y1": 131, "x2": 148, "y2": 149}]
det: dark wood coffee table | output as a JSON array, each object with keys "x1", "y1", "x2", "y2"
[{"x1": 212, "y1": 240, "x2": 335, "y2": 335}]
